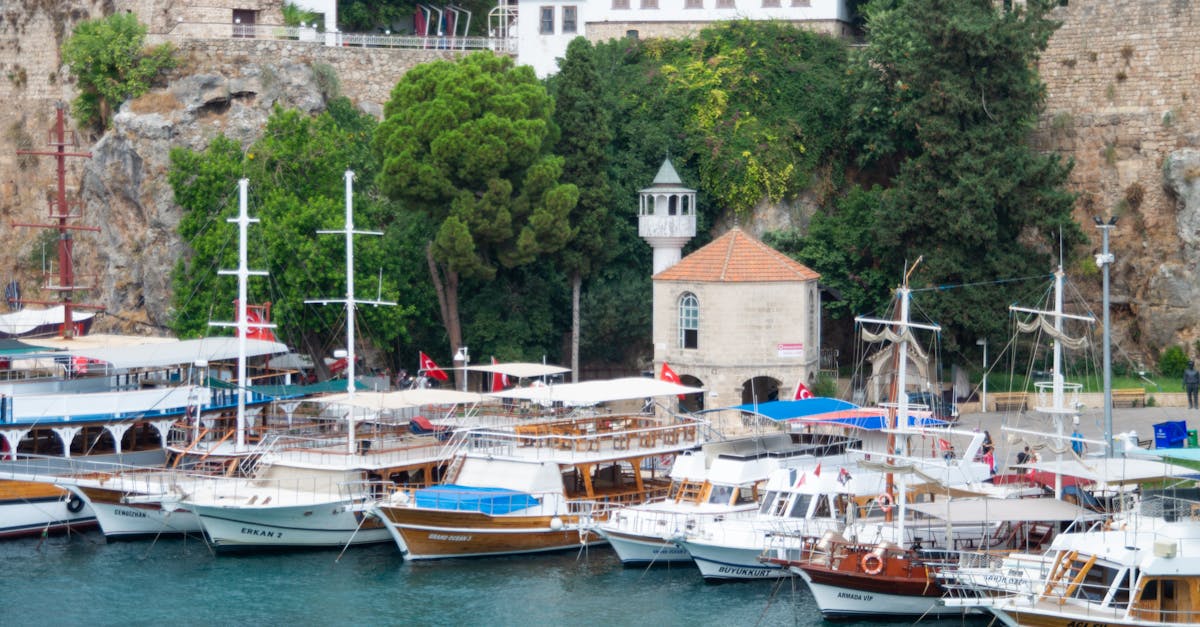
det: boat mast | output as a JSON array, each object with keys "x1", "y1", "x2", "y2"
[
  {"x1": 209, "y1": 179, "x2": 272, "y2": 451},
  {"x1": 1010, "y1": 264, "x2": 1094, "y2": 499},
  {"x1": 306, "y1": 170, "x2": 394, "y2": 454},
  {"x1": 856, "y1": 258, "x2": 940, "y2": 543},
  {"x1": 13, "y1": 101, "x2": 104, "y2": 338}
]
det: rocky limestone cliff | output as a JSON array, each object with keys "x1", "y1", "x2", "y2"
[{"x1": 80, "y1": 62, "x2": 329, "y2": 333}]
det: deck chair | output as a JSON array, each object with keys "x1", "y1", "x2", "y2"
[{"x1": 410, "y1": 415, "x2": 451, "y2": 441}]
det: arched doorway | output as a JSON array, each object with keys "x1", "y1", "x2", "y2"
[
  {"x1": 741, "y1": 376, "x2": 782, "y2": 405},
  {"x1": 679, "y1": 374, "x2": 706, "y2": 412}
]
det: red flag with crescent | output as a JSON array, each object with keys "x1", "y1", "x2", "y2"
[
  {"x1": 793, "y1": 381, "x2": 814, "y2": 400},
  {"x1": 419, "y1": 351, "x2": 449, "y2": 382},
  {"x1": 660, "y1": 363, "x2": 685, "y2": 399},
  {"x1": 491, "y1": 356, "x2": 509, "y2": 392}
]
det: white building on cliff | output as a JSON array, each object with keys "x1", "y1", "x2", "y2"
[{"x1": 515, "y1": 0, "x2": 855, "y2": 77}]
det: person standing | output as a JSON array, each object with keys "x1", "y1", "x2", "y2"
[{"x1": 1185, "y1": 361, "x2": 1200, "y2": 410}]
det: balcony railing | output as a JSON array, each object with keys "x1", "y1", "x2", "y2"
[{"x1": 157, "y1": 21, "x2": 516, "y2": 54}]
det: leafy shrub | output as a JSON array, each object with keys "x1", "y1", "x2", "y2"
[
  {"x1": 1159, "y1": 345, "x2": 1189, "y2": 379},
  {"x1": 61, "y1": 13, "x2": 176, "y2": 129}
]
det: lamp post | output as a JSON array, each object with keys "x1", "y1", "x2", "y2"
[
  {"x1": 1094, "y1": 216, "x2": 1117, "y2": 457},
  {"x1": 976, "y1": 338, "x2": 988, "y2": 413},
  {"x1": 454, "y1": 346, "x2": 469, "y2": 392}
]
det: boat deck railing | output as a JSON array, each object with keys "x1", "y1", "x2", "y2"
[
  {"x1": 459, "y1": 416, "x2": 705, "y2": 461},
  {"x1": 260, "y1": 432, "x2": 452, "y2": 469}
]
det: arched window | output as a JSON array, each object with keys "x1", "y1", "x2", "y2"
[{"x1": 679, "y1": 292, "x2": 698, "y2": 349}]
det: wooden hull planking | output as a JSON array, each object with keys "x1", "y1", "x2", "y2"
[{"x1": 377, "y1": 506, "x2": 600, "y2": 560}]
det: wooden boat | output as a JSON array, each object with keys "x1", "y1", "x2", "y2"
[
  {"x1": 371, "y1": 377, "x2": 706, "y2": 560},
  {"x1": 767, "y1": 496, "x2": 1097, "y2": 619}
]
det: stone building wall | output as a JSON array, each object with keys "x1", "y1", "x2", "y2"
[
  {"x1": 1035, "y1": 1, "x2": 1200, "y2": 358},
  {"x1": 173, "y1": 38, "x2": 461, "y2": 111},
  {"x1": 653, "y1": 279, "x2": 818, "y2": 402}
]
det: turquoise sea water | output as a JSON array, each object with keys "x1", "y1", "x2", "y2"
[{"x1": 0, "y1": 532, "x2": 986, "y2": 626}]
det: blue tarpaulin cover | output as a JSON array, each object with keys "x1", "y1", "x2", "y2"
[
  {"x1": 413, "y1": 485, "x2": 541, "y2": 515},
  {"x1": 728, "y1": 398, "x2": 858, "y2": 421}
]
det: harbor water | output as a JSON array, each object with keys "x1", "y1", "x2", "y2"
[{"x1": 1, "y1": 531, "x2": 987, "y2": 626}]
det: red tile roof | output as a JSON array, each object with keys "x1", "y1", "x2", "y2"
[{"x1": 654, "y1": 228, "x2": 820, "y2": 282}]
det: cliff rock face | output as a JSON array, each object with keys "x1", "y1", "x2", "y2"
[
  {"x1": 80, "y1": 62, "x2": 327, "y2": 333},
  {"x1": 1035, "y1": 1, "x2": 1200, "y2": 364}
]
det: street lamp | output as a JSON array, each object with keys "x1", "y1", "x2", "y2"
[
  {"x1": 454, "y1": 346, "x2": 469, "y2": 392},
  {"x1": 976, "y1": 338, "x2": 988, "y2": 413},
  {"x1": 1094, "y1": 215, "x2": 1118, "y2": 457}
]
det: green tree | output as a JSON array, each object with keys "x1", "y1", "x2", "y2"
[
  {"x1": 169, "y1": 99, "x2": 415, "y2": 375},
  {"x1": 839, "y1": 0, "x2": 1079, "y2": 350},
  {"x1": 373, "y1": 52, "x2": 577, "y2": 377},
  {"x1": 549, "y1": 37, "x2": 617, "y2": 381},
  {"x1": 659, "y1": 21, "x2": 849, "y2": 216},
  {"x1": 61, "y1": 13, "x2": 176, "y2": 130}
]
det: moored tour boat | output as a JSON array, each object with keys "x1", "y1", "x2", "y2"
[{"x1": 371, "y1": 377, "x2": 706, "y2": 560}]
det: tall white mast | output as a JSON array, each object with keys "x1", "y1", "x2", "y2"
[
  {"x1": 856, "y1": 259, "x2": 939, "y2": 547},
  {"x1": 306, "y1": 170, "x2": 395, "y2": 454},
  {"x1": 1010, "y1": 265, "x2": 1094, "y2": 499},
  {"x1": 210, "y1": 179, "x2": 275, "y2": 451}
]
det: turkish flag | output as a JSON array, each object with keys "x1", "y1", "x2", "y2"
[
  {"x1": 793, "y1": 381, "x2": 814, "y2": 400},
  {"x1": 660, "y1": 362, "x2": 686, "y2": 399},
  {"x1": 491, "y1": 356, "x2": 509, "y2": 392},
  {"x1": 235, "y1": 300, "x2": 276, "y2": 342},
  {"x1": 419, "y1": 351, "x2": 449, "y2": 382}
]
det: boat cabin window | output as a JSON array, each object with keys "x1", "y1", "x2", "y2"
[
  {"x1": 707, "y1": 484, "x2": 734, "y2": 505},
  {"x1": 735, "y1": 486, "x2": 757, "y2": 505},
  {"x1": 788, "y1": 494, "x2": 813, "y2": 519},
  {"x1": 759, "y1": 491, "x2": 779, "y2": 515},
  {"x1": 1071, "y1": 562, "x2": 1121, "y2": 604},
  {"x1": 812, "y1": 495, "x2": 831, "y2": 518}
]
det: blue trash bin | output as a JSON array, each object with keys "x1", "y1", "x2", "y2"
[{"x1": 1153, "y1": 421, "x2": 1187, "y2": 449}]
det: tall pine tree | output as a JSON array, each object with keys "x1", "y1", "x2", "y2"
[{"x1": 550, "y1": 37, "x2": 616, "y2": 381}]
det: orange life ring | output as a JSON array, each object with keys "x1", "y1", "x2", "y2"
[
  {"x1": 876, "y1": 493, "x2": 894, "y2": 513},
  {"x1": 861, "y1": 552, "x2": 885, "y2": 575}
]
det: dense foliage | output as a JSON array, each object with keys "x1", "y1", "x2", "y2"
[
  {"x1": 62, "y1": 13, "x2": 176, "y2": 130},
  {"x1": 373, "y1": 52, "x2": 577, "y2": 364},
  {"x1": 159, "y1": 14, "x2": 1082, "y2": 376},
  {"x1": 168, "y1": 99, "x2": 417, "y2": 374},
  {"x1": 773, "y1": 0, "x2": 1079, "y2": 354}
]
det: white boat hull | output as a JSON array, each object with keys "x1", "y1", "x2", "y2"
[
  {"x1": 677, "y1": 538, "x2": 787, "y2": 580},
  {"x1": 89, "y1": 500, "x2": 202, "y2": 538},
  {"x1": 0, "y1": 493, "x2": 94, "y2": 537},
  {"x1": 189, "y1": 500, "x2": 392, "y2": 551},
  {"x1": 600, "y1": 528, "x2": 693, "y2": 565}
]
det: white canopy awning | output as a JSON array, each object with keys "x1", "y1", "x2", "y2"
[
  {"x1": 907, "y1": 497, "x2": 1100, "y2": 523},
  {"x1": 0, "y1": 305, "x2": 95, "y2": 336},
  {"x1": 464, "y1": 362, "x2": 570, "y2": 378},
  {"x1": 1015, "y1": 457, "x2": 1199, "y2": 485},
  {"x1": 60, "y1": 337, "x2": 289, "y2": 369},
  {"x1": 489, "y1": 377, "x2": 703, "y2": 405},
  {"x1": 313, "y1": 389, "x2": 488, "y2": 410}
]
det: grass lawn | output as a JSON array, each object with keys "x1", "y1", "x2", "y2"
[{"x1": 979, "y1": 373, "x2": 1181, "y2": 394}]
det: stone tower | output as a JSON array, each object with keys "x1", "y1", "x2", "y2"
[{"x1": 638, "y1": 158, "x2": 697, "y2": 275}]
